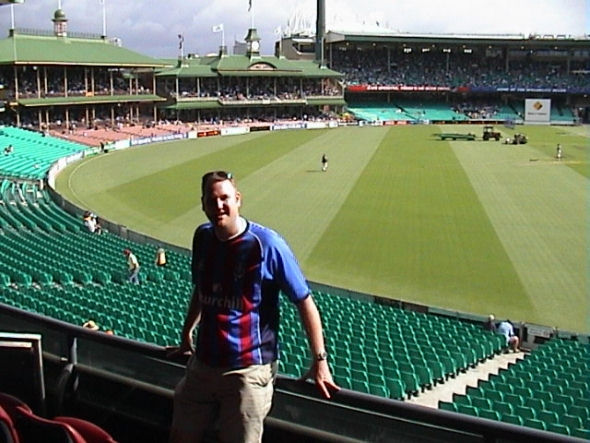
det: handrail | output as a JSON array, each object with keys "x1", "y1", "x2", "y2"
[{"x1": 1, "y1": 301, "x2": 584, "y2": 443}]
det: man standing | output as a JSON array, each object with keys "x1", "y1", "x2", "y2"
[
  {"x1": 321, "y1": 153, "x2": 328, "y2": 172},
  {"x1": 123, "y1": 249, "x2": 140, "y2": 284},
  {"x1": 169, "y1": 171, "x2": 338, "y2": 443},
  {"x1": 497, "y1": 319, "x2": 519, "y2": 352}
]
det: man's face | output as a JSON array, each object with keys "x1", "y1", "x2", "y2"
[{"x1": 201, "y1": 179, "x2": 242, "y2": 237}]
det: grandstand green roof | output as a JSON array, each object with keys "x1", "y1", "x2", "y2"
[
  {"x1": 157, "y1": 54, "x2": 343, "y2": 79},
  {"x1": 18, "y1": 94, "x2": 165, "y2": 108},
  {"x1": 325, "y1": 30, "x2": 590, "y2": 49},
  {"x1": 0, "y1": 31, "x2": 169, "y2": 67}
]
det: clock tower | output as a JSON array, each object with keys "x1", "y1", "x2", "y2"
[{"x1": 244, "y1": 28, "x2": 261, "y2": 58}]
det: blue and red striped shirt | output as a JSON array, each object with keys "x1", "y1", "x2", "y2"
[{"x1": 192, "y1": 220, "x2": 310, "y2": 368}]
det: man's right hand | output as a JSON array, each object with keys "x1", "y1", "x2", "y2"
[{"x1": 165, "y1": 337, "x2": 194, "y2": 361}]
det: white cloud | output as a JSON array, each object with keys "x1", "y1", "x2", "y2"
[{"x1": 0, "y1": 0, "x2": 587, "y2": 57}]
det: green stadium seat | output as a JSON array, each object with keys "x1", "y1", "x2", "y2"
[
  {"x1": 439, "y1": 401, "x2": 456, "y2": 412},
  {"x1": 535, "y1": 391, "x2": 553, "y2": 404},
  {"x1": 523, "y1": 418, "x2": 546, "y2": 431},
  {"x1": 414, "y1": 365, "x2": 433, "y2": 390},
  {"x1": 513, "y1": 386, "x2": 533, "y2": 399},
  {"x1": 545, "y1": 423, "x2": 569, "y2": 436},
  {"x1": 456, "y1": 404, "x2": 478, "y2": 417},
  {"x1": 55, "y1": 271, "x2": 74, "y2": 285},
  {"x1": 465, "y1": 386, "x2": 484, "y2": 398},
  {"x1": 453, "y1": 394, "x2": 471, "y2": 406},
  {"x1": 503, "y1": 393, "x2": 523, "y2": 407},
  {"x1": 561, "y1": 414, "x2": 583, "y2": 431},
  {"x1": 368, "y1": 383, "x2": 389, "y2": 398},
  {"x1": 471, "y1": 397, "x2": 492, "y2": 411},
  {"x1": 538, "y1": 410, "x2": 559, "y2": 425},
  {"x1": 514, "y1": 405, "x2": 536, "y2": 421},
  {"x1": 552, "y1": 393, "x2": 573, "y2": 407},
  {"x1": 478, "y1": 409, "x2": 501, "y2": 421},
  {"x1": 484, "y1": 389, "x2": 504, "y2": 403},
  {"x1": 387, "y1": 379, "x2": 405, "y2": 401},
  {"x1": 524, "y1": 397, "x2": 545, "y2": 411},
  {"x1": 524, "y1": 380, "x2": 543, "y2": 392},
  {"x1": 333, "y1": 373, "x2": 352, "y2": 389},
  {"x1": 93, "y1": 271, "x2": 112, "y2": 285},
  {"x1": 545, "y1": 401, "x2": 567, "y2": 417},
  {"x1": 351, "y1": 379, "x2": 369, "y2": 394},
  {"x1": 13, "y1": 272, "x2": 32, "y2": 286},
  {"x1": 400, "y1": 371, "x2": 420, "y2": 396},
  {"x1": 501, "y1": 414, "x2": 523, "y2": 426},
  {"x1": 493, "y1": 401, "x2": 514, "y2": 417},
  {"x1": 571, "y1": 428, "x2": 590, "y2": 440},
  {"x1": 0, "y1": 272, "x2": 10, "y2": 286}
]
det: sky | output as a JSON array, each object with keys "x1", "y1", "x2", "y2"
[{"x1": 0, "y1": 0, "x2": 588, "y2": 59}]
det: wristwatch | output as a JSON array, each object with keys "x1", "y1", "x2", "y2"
[{"x1": 316, "y1": 351, "x2": 328, "y2": 361}]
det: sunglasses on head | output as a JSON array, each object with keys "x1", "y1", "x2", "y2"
[{"x1": 201, "y1": 171, "x2": 233, "y2": 192}]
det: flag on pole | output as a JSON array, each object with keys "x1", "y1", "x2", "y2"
[
  {"x1": 178, "y1": 34, "x2": 184, "y2": 50},
  {"x1": 212, "y1": 24, "x2": 224, "y2": 33},
  {"x1": 248, "y1": 0, "x2": 252, "y2": 11}
]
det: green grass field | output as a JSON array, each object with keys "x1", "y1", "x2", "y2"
[{"x1": 56, "y1": 124, "x2": 589, "y2": 333}]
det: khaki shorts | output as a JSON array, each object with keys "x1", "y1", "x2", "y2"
[{"x1": 169, "y1": 357, "x2": 277, "y2": 443}]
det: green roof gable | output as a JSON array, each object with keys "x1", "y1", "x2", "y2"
[
  {"x1": 157, "y1": 54, "x2": 343, "y2": 79},
  {"x1": 0, "y1": 31, "x2": 169, "y2": 67}
]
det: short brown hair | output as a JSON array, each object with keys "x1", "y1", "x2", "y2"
[{"x1": 201, "y1": 170, "x2": 234, "y2": 195}]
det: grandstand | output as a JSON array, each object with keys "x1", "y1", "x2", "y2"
[{"x1": 0, "y1": 3, "x2": 589, "y2": 443}]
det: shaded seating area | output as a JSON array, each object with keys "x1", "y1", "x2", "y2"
[{"x1": 438, "y1": 338, "x2": 590, "y2": 439}]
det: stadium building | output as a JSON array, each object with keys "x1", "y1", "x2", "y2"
[
  {"x1": 278, "y1": 12, "x2": 590, "y2": 125},
  {"x1": 155, "y1": 28, "x2": 345, "y2": 124},
  {"x1": 0, "y1": 9, "x2": 168, "y2": 130}
]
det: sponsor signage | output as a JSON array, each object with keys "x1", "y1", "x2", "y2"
[
  {"x1": 271, "y1": 122, "x2": 305, "y2": 131},
  {"x1": 524, "y1": 98, "x2": 551, "y2": 123},
  {"x1": 347, "y1": 85, "x2": 452, "y2": 92},
  {"x1": 130, "y1": 132, "x2": 186, "y2": 146},
  {"x1": 220, "y1": 126, "x2": 250, "y2": 136}
]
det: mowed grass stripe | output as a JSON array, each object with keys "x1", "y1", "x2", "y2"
[
  {"x1": 57, "y1": 130, "x2": 324, "y2": 245},
  {"x1": 306, "y1": 125, "x2": 530, "y2": 317},
  {"x1": 451, "y1": 137, "x2": 588, "y2": 331},
  {"x1": 239, "y1": 126, "x2": 390, "y2": 261},
  {"x1": 59, "y1": 132, "x2": 262, "y2": 200}
]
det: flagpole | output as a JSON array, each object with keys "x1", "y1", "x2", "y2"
[{"x1": 101, "y1": 0, "x2": 107, "y2": 38}]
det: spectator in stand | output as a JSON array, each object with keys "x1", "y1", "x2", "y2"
[
  {"x1": 483, "y1": 314, "x2": 497, "y2": 332},
  {"x1": 497, "y1": 319, "x2": 519, "y2": 352},
  {"x1": 123, "y1": 248, "x2": 140, "y2": 284},
  {"x1": 82, "y1": 211, "x2": 102, "y2": 234},
  {"x1": 155, "y1": 247, "x2": 167, "y2": 267}
]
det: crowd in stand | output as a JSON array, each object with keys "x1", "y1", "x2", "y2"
[
  {"x1": 332, "y1": 49, "x2": 590, "y2": 90},
  {"x1": 0, "y1": 68, "x2": 151, "y2": 99},
  {"x1": 171, "y1": 78, "x2": 341, "y2": 101}
]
